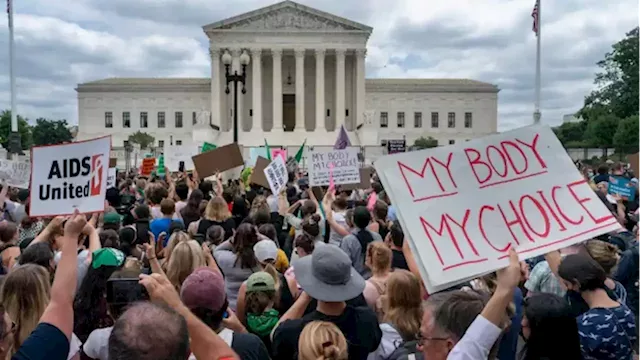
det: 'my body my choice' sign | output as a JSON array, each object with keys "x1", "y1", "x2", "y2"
[
  {"x1": 375, "y1": 125, "x2": 621, "y2": 293},
  {"x1": 30, "y1": 136, "x2": 111, "y2": 217},
  {"x1": 309, "y1": 148, "x2": 360, "y2": 187}
]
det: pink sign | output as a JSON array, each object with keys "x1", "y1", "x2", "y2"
[{"x1": 271, "y1": 149, "x2": 288, "y2": 162}]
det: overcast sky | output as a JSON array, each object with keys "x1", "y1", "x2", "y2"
[{"x1": 0, "y1": 0, "x2": 636, "y2": 131}]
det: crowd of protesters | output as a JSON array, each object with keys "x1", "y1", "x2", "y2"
[{"x1": 0, "y1": 158, "x2": 635, "y2": 360}]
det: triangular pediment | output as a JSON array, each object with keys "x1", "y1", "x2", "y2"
[{"x1": 203, "y1": 1, "x2": 372, "y2": 32}]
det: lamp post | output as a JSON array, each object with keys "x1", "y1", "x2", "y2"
[
  {"x1": 222, "y1": 50, "x2": 250, "y2": 143},
  {"x1": 124, "y1": 142, "x2": 133, "y2": 174}
]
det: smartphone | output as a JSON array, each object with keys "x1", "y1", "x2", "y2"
[
  {"x1": 179, "y1": 161, "x2": 185, "y2": 173},
  {"x1": 107, "y1": 278, "x2": 149, "y2": 305}
]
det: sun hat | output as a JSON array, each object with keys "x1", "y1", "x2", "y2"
[
  {"x1": 246, "y1": 271, "x2": 276, "y2": 293},
  {"x1": 103, "y1": 212, "x2": 123, "y2": 224},
  {"x1": 253, "y1": 239, "x2": 278, "y2": 263},
  {"x1": 180, "y1": 267, "x2": 226, "y2": 312},
  {"x1": 91, "y1": 248, "x2": 125, "y2": 269},
  {"x1": 292, "y1": 243, "x2": 365, "y2": 302}
]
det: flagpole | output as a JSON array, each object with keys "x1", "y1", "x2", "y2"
[
  {"x1": 8, "y1": 0, "x2": 20, "y2": 158},
  {"x1": 533, "y1": 0, "x2": 542, "y2": 125}
]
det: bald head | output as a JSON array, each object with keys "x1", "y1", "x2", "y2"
[{"x1": 109, "y1": 302, "x2": 189, "y2": 360}]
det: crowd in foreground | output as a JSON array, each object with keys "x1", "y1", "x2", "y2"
[{"x1": 0, "y1": 159, "x2": 636, "y2": 360}]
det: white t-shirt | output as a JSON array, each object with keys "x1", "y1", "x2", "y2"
[
  {"x1": 69, "y1": 333, "x2": 82, "y2": 360},
  {"x1": 83, "y1": 326, "x2": 113, "y2": 360}
]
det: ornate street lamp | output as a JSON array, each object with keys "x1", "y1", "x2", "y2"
[{"x1": 222, "y1": 50, "x2": 250, "y2": 143}]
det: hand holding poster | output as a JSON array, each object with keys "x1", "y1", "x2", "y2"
[
  {"x1": 607, "y1": 175, "x2": 636, "y2": 201},
  {"x1": 0, "y1": 159, "x2": 30, "y2": 188},
  {"x1": 30, "y1": 136, "x2": 111, "y2": 216},
  {"x1": 164, "y1": 145, "x2": 198, "y2": 171},
  {"x1": 375, "y1": 125, "x2": 621, "y2": 293},
  {"x1": 263, "y1": 156, "x2": 287, "y2": 195},
  {"x1": 309, "y1": 148, "x2": 360, "y2": 187}
]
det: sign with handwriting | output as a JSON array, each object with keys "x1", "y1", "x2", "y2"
[{"x1": 309, "y1": 148, "x2": 360, "y2": 187}]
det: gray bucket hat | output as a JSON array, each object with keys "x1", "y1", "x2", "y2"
[{"x1": 292, "y1": 243, "x2": 365, "y2": 302}]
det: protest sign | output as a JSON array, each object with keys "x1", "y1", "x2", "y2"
[
  {"x1": 286, "y1": 157, "x2": 298, "y2": 173},
  {"x1": 264, "y1": 156, "x2": 287, "y2": 195},
  {"x1": 30, "y1": 136, "x2": 111, "y2": 217},
  {"x1": 250, "y1": 157, "x2": 271, "y2": 189},
  {"x1": 164, "y1": 145, "x2": 198, "y2": 171},
  {"x1": 608, "y1": 175, "x2": 636, "y2": 201},
  {"x1": 308, "y1": 148, "x2": 360, "y2": 187},
  {"x1": 201, "y1": 142, "x2": 217, "y2": 153},
  {"x1": 0, "y1": 159, "x2": 30, "y2": 188},
  {"x1": 375, "y1": 125, "x2": 621, "y2": 293},
  {"x1": 271, "y1": 149, "x2": 287, "y2": 162},
  {"x1": 140, "y1": 158, "x2": 155, "y2": 177},
  {"x1": 107, "y1": 168, "x2": 117, "y2": 188},
  {"x1": 387, "y1": 139, "x2": 406, "y2": 154},
  {"x1": 191, "y1": 143, "x2": 244, "y2": 178}
]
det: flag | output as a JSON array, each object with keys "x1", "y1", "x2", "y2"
[
  {"x1": 334, "y1": 125, "x2": 351, "y2": 150},
  {"x1": 201, "y1": 142, "x2": 216, "y2": 153},
  {"x1": 531, "y1": 0, "x2": 539, "y2": 36},
  {"x1": 264, "y1": 139, "x2": 271, "y2": 160},
  {"x1": 294, "y1": 139, "x2": 306, "y2": 163}
]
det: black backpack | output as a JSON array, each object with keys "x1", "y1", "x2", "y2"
[{"x1": 385, "y1": 340, "x2": 424, "y2": 360}]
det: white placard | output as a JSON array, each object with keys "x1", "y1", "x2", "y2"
[
  {"x1": 375, "y1": 125, "x2": 621, "y2": 293},
  {"x1": 164, "y1": 145, "x2": 198, "y2": 171},
  {"x1": 107, "y1": 168, "x2": 117, "y2": 188},
  {"x1": 263, "y1": 156, "x2": 287, "y2": 195},
  {"x1": 30, "y1": 136, "x2": 111, "y2": 216},
  {"x1": 309, "y1": 148, "x2": 360, "y2": 186},
  {"x1": 0, "y1": 159, "x2": 30, "y2": 188}
]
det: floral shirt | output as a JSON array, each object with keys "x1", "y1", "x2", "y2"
[{"x1": 578, "y1": 305, "x2": 637, "y2": 360}]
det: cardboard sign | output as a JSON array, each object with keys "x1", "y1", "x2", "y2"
[
  {"x1": 30, "y1": 136, "x2": 111, "y2": 216},
  {"x1": 608, "y1": 175, "x2": 636, "y2": 201},
  {"x1": 264, "y1": 156, "x2": 287, "y2": 195},
  {"x1": 164, "y1": 145, "x2": 198, "y2": 171},
  {"x1": 109, "y1": 158, "x2": 118, "y2": 168},
  {"x1": 140, "y1": 158, "x2": 155, "y2": 177},
  {"x1": 192, "y1": 143, "x2": 244, "y2": 179},
  {"x1": 271, "y1": 149, "x2": 288, "y2": 162},
  {"x1": 250, "y1": 157, "x2": 271, "y2": 189},
  {"x1": 107, "y1": 168, "x2": 117, "y2": 188},
  {"x1": 0, "y1": 159, "x2": 30, "y2": 188},
  {"x1": 375, "y1": 125, "x2": 621, "y2": 293},
  {"x1": 309, "y1": 148, "x2": 360, "y2": 187}
]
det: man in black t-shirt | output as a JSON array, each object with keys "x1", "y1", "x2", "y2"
[
  {"x1": 272, "y1": 244, "x2": 382, "y2": 360},
  {"x1": 386, "y1": 220, "x2": 409, "y2": 271}
]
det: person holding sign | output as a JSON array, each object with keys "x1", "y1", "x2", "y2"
[{"x1": 339, "y1": 206, "x2": 383, "y2": 278}]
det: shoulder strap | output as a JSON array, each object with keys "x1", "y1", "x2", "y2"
[{"x1": 371, "y1": 279, "x2": 385, "y2": 296}]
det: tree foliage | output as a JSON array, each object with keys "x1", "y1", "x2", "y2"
[
  {"x1": 613, "y1": 115, "x2": 639, "y2": 154},
  {"x1": 584, "y1": 115, "x2": 619, "y2": 148},
  {"x1": 413, "y1": 136, "x2": 439, "y2": 149},
  {"x1": 31, "y1": 118, "x2": 73, "y2": 146},
  {"x1": 0, "y1": 111, "x2": 32, "y2": 151},
  {"x1": 128, "y1": 131, "x2": 155, "y2": 149}
]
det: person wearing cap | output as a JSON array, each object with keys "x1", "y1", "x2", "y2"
[
  {"x1": 271, "y1": 243, "x2": 381, "y2": 360},
  {"x1": 243, "y1": 272, "x2": 280, "y2": 352},
  {"x1": 102, "y1": 212, "x2": 123, "y2": 232},
  {"x1": 180, "y1": 267, "x2": 270, "y2": 360}
]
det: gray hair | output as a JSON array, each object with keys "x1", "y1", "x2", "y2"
[{"x1": 424, "y1": 290, "x2": 489, "y2": 341}]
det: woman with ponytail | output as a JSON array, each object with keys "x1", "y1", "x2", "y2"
[
  {"x1": 339, "y1": 206, "x2": 382, "y2": 278},
  {"x1": 298, "y1": 321, "x2": 348, "y2": 360}
]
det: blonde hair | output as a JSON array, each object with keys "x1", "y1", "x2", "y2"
[
  {"x1": 298, "y1": 321, "x2": 348, "y2": 360},
  {"x1": 165, "y1": 240, "x2": 206, "y2": 290},
  {"x1": 162, "y1": 231, "x2": 190, "y2": 265},
  {"x1": 382, "y1": 270, "x2": 423, "y2": 340},
  {"x1": 250, "y1": 195, "x2": 269, "y2": 214},
  {"x1": 1, "y1": 264, "x2": 51, "y2": 357},
  {"x1": 365, "y1": 242, "x2": 392, "y2": 276},
  {"x1": 205, "y1": 196, "x2": 231, "y2": 221},
  {"x1": 583, "y1": 239, "x2": 620, "y2": 275}
]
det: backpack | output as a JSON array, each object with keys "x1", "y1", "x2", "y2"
[{"x1": 385, "y1": 340, "x2": 424, "y2": 360}]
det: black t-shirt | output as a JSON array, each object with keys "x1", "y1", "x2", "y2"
[
  {"x1": 197, "y1": 218, "x2": 235, "y2": 241},
  {"x1": 231, "y1": 332, "x2": 270, "y2": 360},
  {"x1": 391, "y1": 249, "x2": 409, "y2": 271},
  {"x1": 272, "y1": 305, "x2": 382, "y2": 360},
  {"x1": 615, "y1": 245, "x2": 639, "y2": 315},
  {"x1": 12, "y1": 323, "x2": 69, "y2": 360}
]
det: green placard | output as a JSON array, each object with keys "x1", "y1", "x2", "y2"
[
  {"x1": 202, "y1": 142, "x2": 217, "y2": 153},
  {"x1": 157, "y1": 155, "x2": 165, "y2": 175}
]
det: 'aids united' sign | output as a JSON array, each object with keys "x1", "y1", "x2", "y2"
[{"x1": 29, "y1": 136, "x2": 111, "y2": 216}]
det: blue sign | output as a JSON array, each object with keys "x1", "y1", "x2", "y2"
[{"x1": 608, "y1": 175, "x2": 636, "y2": 201}]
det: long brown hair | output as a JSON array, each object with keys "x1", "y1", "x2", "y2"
[
  {"x1": 382, "y1": 270, "x2": 422, "y2": 340},
  {"x1": 233, "y1": 223, "x2": 259, "y2": 269}
]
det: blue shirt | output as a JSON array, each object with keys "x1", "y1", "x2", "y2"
[
  {"x1": 150, "y1": 218, "x2": 176, "y2": 246},
  {"x1": 578, "y1": 305, "x2": 637, "y2": 360}
]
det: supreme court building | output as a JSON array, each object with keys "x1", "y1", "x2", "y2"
[{"x1": 76, "y1": 0, "x2": 499, "y2": 161}]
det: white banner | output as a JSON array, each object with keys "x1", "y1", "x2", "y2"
[
  {"x1": 263, "y1": 156, "x2": 287, "y2": 195},
  {"x1": 309, "y1": 148, "x2": 360, "y2": 187},
  {"x1": 0, "y1": 159, "x2": 30, "y2": 188},
  {"x1": 30, "y1": 136, "x2": 111, "y2": 216},
  {"x1": 164, "y1": 145, "x2": 198, "y2": 171},
  {"x1": 107, "y1": 168, "x2": 117, "y2": 188},
  {"x1": 375, "y1": 125, "x2": 621, "y2": 293}
]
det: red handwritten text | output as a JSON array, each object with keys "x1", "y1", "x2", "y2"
[{"x1": 398, "y1": 152, "x2": 458, "y2": 202}]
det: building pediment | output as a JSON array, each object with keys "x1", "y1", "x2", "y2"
[{"x1": 203, "y1": 0, "x2": 372, "y2": 33}]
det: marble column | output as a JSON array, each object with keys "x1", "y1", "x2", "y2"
[
  {"x1": 315, "y1": 49, "x2": 326, "y2": 131},
  {"x1": 209, "y1": 48, "x2": 221, "y2": 129},
  {"x1": 251, "y1": 48, "x2": 262, "y2": 131},
  {"x1": 272, "y1": 48, "x2": 283, "y2": 131},
  {"x1": 231, "y1": 49, "x2": 243, "y2": 131},
  {"x1": 335, "y1": 48, "x2": 346, "y2": 131},
  {"x1": 294, "y1": 48, "x2": 305, "y2": 132},
  {"x1": 355, "y1": 49, "x2": 366, "y2": 128}
]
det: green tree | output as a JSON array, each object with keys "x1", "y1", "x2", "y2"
[
  {"x1": 584, "y1": 115, "x2": 619, "y2": 148},
  {"x1": 128, "y1": 131, "x2": 155, "y2": 149},
  {"x1": 613, "y1": 115, "x2": 639, "y2": 154},
  {"x1": 31, "y1": 118, "x2": 73, "y2": 146},
  {"x1": 0, "y1": 110, "x2": 32, "y2": 151},
  {"x1": 413, "y1": 136, "x2": 439, "y2": 149},
  {"x1": 552, "y1": 121, "x2": 587, "y2": 147},
  {"x1": 579, "y1": 27, "x2": 639, "y2": 120}
]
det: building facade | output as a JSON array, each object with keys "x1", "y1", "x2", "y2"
[{"x1": 76, "y1": 1, "x2": 499, "y2": 157}]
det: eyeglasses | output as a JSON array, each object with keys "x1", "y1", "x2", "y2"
[{"x1": 415, "y1": 332, "x2": 449, "y2": 346}]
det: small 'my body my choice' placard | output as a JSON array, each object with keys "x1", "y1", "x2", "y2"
[
  {"x1": 308, "y1": 148, "x2": 360, "y2": 187},
  {"x1": 30, "y1": 136, "x2": 111, "y2": 217}
]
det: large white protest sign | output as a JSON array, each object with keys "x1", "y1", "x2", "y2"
[
  {"x1": 30, "y1": 136, "x2": 111, "y2": 217},
  {"x1": 375, "y1": 125, "x2": 621, "y2": 293},
  {"x1": 0, "y1": 159, "x2": 30, "y2": 188},
  {"x1": 164, "y1": 145, "x2": 198, "y2": 171},
  {"x1": 106, "y1": 168, "x2": 117, "y2": 188},
  {"x1": 309, "y1": 148, "x2": 360, "y2": 186},
  {"x1": 263, "y1": 156, "x2": 287, "y2": 195}
]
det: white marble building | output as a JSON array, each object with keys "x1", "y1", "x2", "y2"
[{"x1": 76, "y1": 1, "x2": 499, "y2": 155}]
